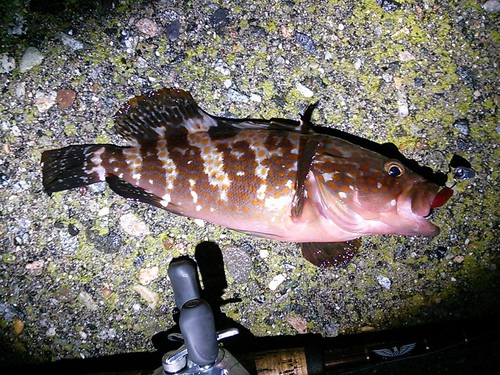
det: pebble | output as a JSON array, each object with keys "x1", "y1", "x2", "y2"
[
  {"x1": 120, "y1": 213, "x2": 150, "y2": 236},
  {"x1": 34, "y1": 91, "x2": 57, "y2": 112},
  {"x1": 0, "y1": 53, "x2": 16, "y2": 74},
  {"x1": 19, "y1": 47, "x2": 44, "y2": 72},
  {"x1": 259, "y1": 249, "x2": 269, "y2": 258},
  {"x1": 376, "y1": 274, "x2": 391, "y2": 290},
  {"x1": 453, "y1": 118, "x2": 470, "y2": 136},
  {"x1": 138, "y1": 266, "x2": 160, "y2": 285},
  {"x1": 79, "y1": 291, "x2": 98, "y2": 311},
  {"x1": 46, "y1": 327, "x2": 57, "y2": 336},
  {"x1": 135, "y1": 18, "x2": 159, "y2": 37},
  {"x1": 398, "y1": 51, "x2": 415, "y2": 62},
  {"x1": 13, "y1": 317, "x2": 25, "y2": 335},
  {"x1": 396, "y1": 90, "x2": 409, "y2": 117},
  {"x1": 210, "y1": 8, "x2": 230, "y2": 35},
  {"x1": 222, "y1": 246, "x2": 252, "y2": 283},
  {"x1": 166, "y1": 20, "x2": 181, "y2": 41},
  {"x1": 56, "y1": 89, "x2": 77, "y2": 109},
  {"x1": 296, "y1": 82, "x2": 314, "y2": 98},
  {"x1": 227, "y1": 89, "x2": 250, "y2": 103},
  {"x1": 285, "y1": 315, "x2": 308, "y2": 333},
  {"x1": 483, "y1": 0, "x2": 500, "y2": 13},
  {"x1": 59, "y1": 32, "x2": 91, "y2": 51},
  {"x1": 377, "y1": 0, "x2": 401, "y2": 13},
  {"x1": 269, "y1": 274, "x2": 286, "y2": 291},
  {"x1": 132, "y1": 285, "x2": 159, "y2": 309},
  {"x1": 295, "y1": 32, "x2": 316, "y2": 53}
]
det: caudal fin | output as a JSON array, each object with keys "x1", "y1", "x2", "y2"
[{"x1": 41, "y1": 144, "x2": 108, "y2": 193}]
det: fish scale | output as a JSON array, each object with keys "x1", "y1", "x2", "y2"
[{"x1": 41, "y1": 88, "x2": 453, "y2": 267}]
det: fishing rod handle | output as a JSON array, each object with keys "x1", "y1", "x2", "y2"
[
  {"x1": 168, "y1": 258, "x2": 200, "y2": 309},
  {"x1": 179, "y1": 298, "x2": 219, "y2": 367}
]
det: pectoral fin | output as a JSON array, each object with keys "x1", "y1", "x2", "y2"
[
  {"x1": 301, "y1": 239, "x2": 361, "y2": 267},
  {"x1": 291, "y1": 137, "x2": 320, "y2": 220}
]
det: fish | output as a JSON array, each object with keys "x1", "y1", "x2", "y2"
[{"x1": 41, "y1": 88, "x2": 452, "y2": 267}]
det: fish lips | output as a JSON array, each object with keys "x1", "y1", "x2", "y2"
[{"x1": 401, "y1": 181, "x2": 441, "y2": 237}]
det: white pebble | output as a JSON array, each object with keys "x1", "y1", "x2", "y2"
[
  {"x1": 19, "y1": 47, "x2": 44, "y2": 72},
  {"x1": 376, "y1": 274, "x2": 391, "y2": 290},
  {"x1": 483, "y1": 0, "x2": 500, "y2": 13},
  {"x1": 259, "y1": 249, "x2": 269, "y2": 258},
  {"x1": 34, "y1": 91, "x2": 57, "y2": 112},
  {"x1": 120, "y1": 213, "x2": 150, "y2": 236},
  {"x1": 0, "y1": 53, "x2": 16, "y2": 74},
  {"x1": 296, "y1": 82, "x2": 314, "y2": 98},
  {"x1": 269, "y1": 274, "x2": 286, "y2": 291}
]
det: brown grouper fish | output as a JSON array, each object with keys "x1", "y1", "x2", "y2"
[{"x1": 41, "y1": 88, "x2": 452, "y2": 266}]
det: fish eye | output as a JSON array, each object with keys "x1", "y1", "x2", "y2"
[{"x1": 384, "y1": 161, "x2": 404, "y2": 177}]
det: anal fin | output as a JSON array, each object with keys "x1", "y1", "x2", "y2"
[{"x1": 301, "y1": 239, "x2": 361, "y2": 267}]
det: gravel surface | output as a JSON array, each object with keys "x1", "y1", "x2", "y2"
[{"x1": 0, "y1": 0, "x2": 499, "y2": 368}]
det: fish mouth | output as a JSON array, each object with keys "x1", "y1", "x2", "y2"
[{"x1": 399, "y1": 181, "x2": 441, "y2": 237}]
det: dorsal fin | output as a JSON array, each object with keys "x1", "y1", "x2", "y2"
[{"x1": 113, "y1": 88, "x2": 219, "y2": 143}]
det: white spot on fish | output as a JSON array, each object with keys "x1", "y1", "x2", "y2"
[
  {"x1": 113, "y1": 167, "x2": 119, "y2": 173},
  {"x1": 257, "y1": 184, "x2": 267, "y2": 200},
  {"x1": 87, "y1": 147, "x2": 106, "y2": 181},
  {"x1": 236, "y1": 171, "x2": 245, "y2": 176},
  {"x1": 390, "y1": 199, "x2": 396, "y2": 206},
  {"x1": 338, "y1": 191, "x2": 347, "y2": 199},
  {"x1": 191, "y1": 190, "x2": 198, "y2": 203},
  {"x1": 160, "y1": 193, "x2": 171, "y2": 207},
  {"x1": 149, "y1": 179, "x2": 154, "y2": 185},
  {"x1": 264, "y1": 196, "x2": 289, "y2": 211},
  {"x1": 132, "y1": 173, "x2": 141, "y2": 180},
  {"x1": 377, "y1": 182, "x2": 382, "y2": 189},
  {"x1": 196, "y1": 205, "x2": 202, "y2": 212}
]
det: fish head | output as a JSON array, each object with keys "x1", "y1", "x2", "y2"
[
  {"x1": 313, "y1": 144, "x2": 443, "y2": 238},
  {"x1": 353, "y1": 158, "x2": 441, "y2": 236}
]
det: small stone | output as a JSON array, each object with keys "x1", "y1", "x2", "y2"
[
  {"x1": 34, "y1": 91, "x2": 57, "y2": 112},
  {"x1": 79, "y1": 291, "x2": 98, "y2": 311},
  {"x1": 56, "y1": 89, "x2": 77, "y2": 109},
  {"x1": 59, "y1": 32, "x2": 91, "y2": 51},
  {"x1": 46, "y1": 327, "x2": 57, "y2": 336},
  {"x1": 135, "y1": 18, "x2": 158, "y2": 37},
  {"x1": 483, "y1": 0, "x2": 500, "y2": 13},
  {"x1": 453, "y1": 119, "x2": 470, "y2": 136},
  {"x1": 0, "y1": 53, "x2": 16, "y2": 74},
  {"x1": 19, "y1": 47, "x2": 44, "y2": 72},
  {"x1": 138, "y1": 266, "x2": 160, "y2": 285},
  {"x1": 260, "y1": 249, "x2": 269, "y2": 258},
  {"x1": 166, "y1": 20, "x2": 181, "y2": 40},
  {"x1": 296, "y1": 82, "x2": 314, "y2": 98},
  {"x1": 227, "y1": 89, "x2": 249, "y2": 103},
  {"x1": 68, "y1": 223, "x2": 79, "y2": 236},
  {"x1": 377, "y1": 0, "x2": 401, "y2": 13},
  {"x1": 286, "y1": 315, "x2": 308, "y2": 333},
  {"x1": 295, "y1": 32, "x2": 316, "y2": 53},
  {"x1": 25, "y1": 260, "x2": 44, "y2": 270},
  {"x1": 250, "y1": 94, "x2": 262, "y2": 102},
  {"x1": 269, "y1": 274, "x2": 286, "y2": 291},
  {"x1": 120, "y1": 213, "x2": 150, "y2": 236},
  {"x1": 133, "y1": 285, "x2": 159, "y2": 309},
  {"x1": 223, "y1": 246, "x2": 252, "y2": 283},
  {"x1": 376, "y1": 274, "x2": 391, "y2": 290},
  {"x1": 396, "y1": 91, "x2": 409, "y2": 117},
  {"x1": 398, "y1": 51, "x2": 415, "y2": 62},
  {"x1": 13, "y1": 317, "x2": 25, "y2": 335},
  {"x1": 210, "y1": 8, "x2": 230, "y2": 35}
]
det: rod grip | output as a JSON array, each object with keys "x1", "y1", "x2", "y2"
[{"x1": 179, "y1": 299, "x2": 218, "y2": 366}]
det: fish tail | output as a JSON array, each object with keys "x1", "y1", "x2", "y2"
[{"x1": 41, "y1": 144, "x2": 110, "y2": 193}]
